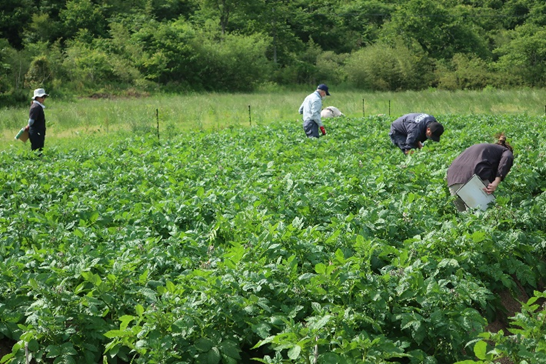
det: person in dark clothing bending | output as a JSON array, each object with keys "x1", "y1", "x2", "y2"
[
  {"x1": 28, "y1": 88, "x2": 49, "y2": 153},
  {"x1": 447, "y1": 134, "x2": 514, "y2": 211},
  {"x1": 389, "y1": 113, "x2": 444, "y2": 154}
]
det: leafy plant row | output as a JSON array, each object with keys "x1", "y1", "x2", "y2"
[{"x1": 0, "y1": 114, "x2": 545, "y2": 363}]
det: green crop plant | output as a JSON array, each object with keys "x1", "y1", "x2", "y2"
[{"x1": 0, "y1": 113, "x2": 545, "y2": 363}]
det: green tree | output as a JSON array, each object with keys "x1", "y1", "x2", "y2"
[
  {"x1": 23, "y1": 13, "x2": 63, "y2": 46},
  {"x1": 382, "y1": 0, "x2": 490, "y2": 61},
  {"x1": 338, "y1": 0, "x2": 397, "y2": 48},
  {"x1": 130, "y1": 19, "x2": 200, "y2": 86},
  {"x1": 194, "y1": 0, "x2": 260, "y2": 35},
  {"x1": 493, "y1": 23, "x2": 546, "y2": 87},
  {"x1": 0, "y1": 0, "x2": 35, "y2": 49},
  {"x1": 0, "y1": 39, "x2": 13, "y2": 93},
  {"x1": 283, "y1": 0, "x2": 356, "y2": 54},
  {"x1": 60, "y1": 0, "x2": 108, "y2": 42},
  {"x1": 252, "y1": 0, "x2": 307, "y2": 68}
]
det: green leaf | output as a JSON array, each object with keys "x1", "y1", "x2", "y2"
[
  {"x1": 298, "y1": 273, "x2": 315, "y2": 280},
  {"x1": 206, "y1": 347, "x2": 221, "y2": 364},
  {"x1": 90, "y1": 211, "x2": 99, "y2": 223},
  {"x1": 218, "y1": 341, "x2": 241, "y2": 359},
  {"x1": 81, "y1": 272, "x2": 102, "y2": 287},
  {"x1": 103, "y1": 330, "x2": 123, "y2": 339},
  {"x1": 252, "y1": 323, "x2": 271, "y2": 339},
  {"x1": 309, "y1": 315, "x2": 331, "y2": 331},
  {"x1": 471, "y1": 231, "x2": 486, "y2": 243},
  {"x1": 251, "y1": 336, "x2": 275, "y2": 349},
  {"x1": 195, "y1": 338, "x2": 214, "y2": 352},
  {"x1": 119, "y1": 315, "x2": 135, "y2": 331},
  {"x1": 135, "y1": 304, "x2": 144, "y2": 317},
  {"x1": 60, "y1": 342, "x2": 77, "y2": 356},
  {"x1": 0, "y1": 353, "x2": 15, "y2": 364},
  {"x1": 315, "y1": 263, "x2": 326, "y2": 274},
  {"x1": 335, "y1": 249, "x2": 345, "y2": 263},
  {"x1": 320, "y1": 353, "x2": 341, "y2": 364},
  {"x1": 287, "y1": 345, "x2": 301, "y2": 360},
  {"x1": 473, "y1": 340, "x2": 487, "y2": 360},
  {"x1": 438, "y1": 258, "x2": 459, "y2": 268},
  {"x1": 47, "y1": 344, "x2": 61, "y2": 357},
  {"x1": 27, "y1": 339, "x2": 39, "y2": 351}
]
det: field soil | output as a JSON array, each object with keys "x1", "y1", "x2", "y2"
[{"x1": 0, "y1": 338, "x2": 13, "y2": 359}]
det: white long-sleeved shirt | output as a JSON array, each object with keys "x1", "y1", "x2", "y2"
[{"x1": 298, "y1": 91, "x2": 323, "y2": 127}]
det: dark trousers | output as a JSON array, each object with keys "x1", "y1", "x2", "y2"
[
  {"x1": 303, "y1": 120, "x2": 319, "y2": 138},
  {"x1": 29, "y1": 129, "x2": 45, "y2": 151},
  {"x1": 389, "y1": 131, "x2": 407, "y2": 153}
]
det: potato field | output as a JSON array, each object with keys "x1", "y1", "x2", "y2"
[{"x1": 1, "y1": 114, "x2": 545, "y2": 364}]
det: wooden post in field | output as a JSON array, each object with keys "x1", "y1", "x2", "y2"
[
  {"x1": 156, "y1": 108, "x2": 160, "y2": 142},
  {"x1": 362, "y1": 98, "x2": 365, "y2": 117},
  {"x1": 248, "y1": 105, "x2": 251, "y2": 126}
]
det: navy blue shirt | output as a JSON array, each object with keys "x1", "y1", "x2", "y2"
[
  {"x1": 29, "y1": 101, "x2": 46, "y2": 132},
  {"x1": 390, "y1": 113, "x2": 437, "y2": 151}
]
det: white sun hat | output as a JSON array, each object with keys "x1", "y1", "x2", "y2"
[{"x1": 32, "y1": 88, "x2": 49, "y2": 100}]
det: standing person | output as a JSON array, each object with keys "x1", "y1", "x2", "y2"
[
  {"x1": 389, "y1": 113, "x2": 444, "y2": 154},
  {"x1": 447, "y1": 134, "x2": 514, "y2": 211},
  {"x1": 299, "y1": 84, "x2": 330, "y2": 138},
  {"x1": 28, "y1": 88, "x2": 49, "y2": 154}
]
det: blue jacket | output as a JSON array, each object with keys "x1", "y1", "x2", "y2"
[{"x1": 390, "y1": 113, "x2": 437, "y2": 151}]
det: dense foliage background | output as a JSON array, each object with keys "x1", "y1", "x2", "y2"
[
  {"x1": 1, "y1": 114, "x2": 545, "y2": 363},
  {"x1": 1, "y1": 0, "x2": 546, "y2": 104}
]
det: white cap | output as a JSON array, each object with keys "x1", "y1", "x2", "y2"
[{"x1": 32, "y1": 88, "x2": 49, "y2": 100}]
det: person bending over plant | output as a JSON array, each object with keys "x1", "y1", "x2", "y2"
[
  {"x1": 389, "y1": 113, "x2": 444, "y2": 154},
  {"x1": 447, "y1": 133, "x2": 514, "y2": 211}
]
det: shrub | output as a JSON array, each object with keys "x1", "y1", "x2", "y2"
[
  {"x1": 344, "y1": 41, "x2": 430, "y2": 91},
  {"x1": 63, "y1": 40, "x2": 142, "y2": 90},
  {"x1": 191, "y1": 30, "x2": 273, "y2": 92},
  {"x1": 314, "y1": 51, "x2": 349, "y2": 86},
  {"x1": 24, "y1": 55, "x2": 53, "y2": 89},
  {"x1": 435, "y1": 54, "x2": 494, "y2": 90}
]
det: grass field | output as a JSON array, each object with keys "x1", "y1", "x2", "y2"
[{"x1": 2, "y1": 89, "x2": 546, "y2": 150}]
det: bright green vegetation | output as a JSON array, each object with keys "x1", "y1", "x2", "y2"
[
  {"x1": 3, "y1": 88, "x2": 546, "y2": 147},
  {"x1": 2, "y1": 0, "x2": 546, "y2": 103},
  {"x1": 1, "y1": 114, "x2": 545, "y2": 363}
]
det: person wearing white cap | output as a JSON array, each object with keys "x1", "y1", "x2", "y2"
[
  {"x1": 28, "y1": 88, "x2": 49, "y2": 153},
  {"x1": 298, "y1": 84, "x2": 330, "y2": 138}
]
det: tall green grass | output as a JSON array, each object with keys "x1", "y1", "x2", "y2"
[{"x1": 2, "y1": 89, "x2": 546, "y2": 150}]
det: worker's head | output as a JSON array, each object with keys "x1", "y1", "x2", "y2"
[
  {"x1": 426, "y1": 122, "x2": 444, "y2": 142},
  {"x1": 495, "y1": 133, "x2": 513, "y2": 152},
  {"x1": 317, "y1": 84, "x2": 330, "y2": 97},
  {"x1": 32, "y1": 88, "x2": 49, "y2": 103}
]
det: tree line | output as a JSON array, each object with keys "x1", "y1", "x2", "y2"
[{"x1": 1, "y1": 0, "x2": 545, "y2": 105}]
